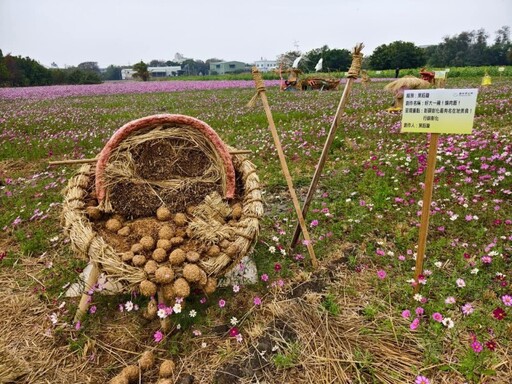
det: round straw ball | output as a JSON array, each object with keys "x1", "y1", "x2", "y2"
[
  {"x1": 121, "y1": 251, "x2": 134, "y2": 262},
  {"x1": 156, "y1": 206, "x2": 173, "y2": 221},
  {"x1": 117, "y1": 226, "x2": 131, "y2": 237},
  {"x1": 186, "y1": 251, "x2": 200, "y2": 263},
  {"x1": 143, "y1": 298, "x2": 158, "y2": 320},
  {"x1": 169, "y1": 249, "x2": 186, "y2": 265},
  {"x1": 132, "y1": 254, "x2": 147, "y2": 267},
  {"x1": 161, "y1": 284, "x2": 175, "y2": 301},
  {"x1": 152, "y1": 248, "x2": 168, "y2": 263},
  {"x1": 138, "y1": 350, "x2": 155, "y2": 371},
  {"x1": 140, "y1": 236, "x2": 156, "y2": 251},
  {"x1": 157, "y1": 239, "x2": 172, "y2": 252},
  {"x1": 131, "y1": 243, "x2": 144, "y2": 254},
  {"x1": 198, "y1": 268, "x2": 208, "y2": 286},
  {"x1": 155, "y1": 266, "x2": 174, "y2": 284},
  {"x1": 139, "y1": 280, "x2": 157, "y2": 297},
  {"x1": 144, "y1": 260, "x2": 158, "y2": 275},
  {"x1": 183, "y1": 264, "x2": 203, "y2": 283},
  {"x1": 120, "y1": 365, "x2": 139, "y2": 382},
  {"x1": 207, "y1": 245, "x2": 221, "y2": 257},
  {"x1": 225, "y1": 243, "x2": 239, "y2": 258},
  {"x1": 109, "y1": 375, "x2": 129, "y2": 384},
  {"x1": 186, "y1": 205, "x2": 197, "y2": 215},
  {"x1": 173, "y1": 212, "x2": 187, "y2": 227},
  {"x1": 231, "y1": 203, "x2": 243, "y2": 220},
  {"x1": 170, "y1": 236, "x2": 184, "y2": 246},
  {"x1": 159, "y1": 360, "x2": 176, "y2": 378},
  {"x1": 106, "y1": 218, "x2": 123, "y2": 232},
  {"x1": 85, "y1": 206, "x2": 102, "y2": 221},
  {"x1": 158, "y1": 225, "x2": 175, "y2": 240},
  {"x1": 203, "y1": 277, "x2": 217, "y2": 294},
  {"x1": 175, "y1": 228, "x2": 187, "y2": 238},
  {"x1": 173, "y1": 278, "x2": 190, "y2": 298}
]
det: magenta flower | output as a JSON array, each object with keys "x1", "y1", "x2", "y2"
[
  {"x1": 310, "y1": 220, "x2": 319, "y2": 227},
  {"x1": 471, "y1": 341, "x2": 483, "y2": 353},
  {"x1": 218, "y1": 299, "x2": 226, "y2": 308},
  {"x1": 415, "y1": 307, "x2": 424, "y2": 316},
  {"x1": 376, "y1": 270, "x2": 386, "y2": 279},
  {"x1": 74, "y1": 321, "x2": 81, "y2": 331},
  {"x1": 154, "y1": 330, "x2": 164, "y2": 343},
  {"x1": 432, "y1": 312, "x2": 443, "y2": 322},
  {"x1": 461, "y1": 303, "x2": 474, "y2": 315},
  {"x1": 410, "y1": 318, "x2": 420, "y2": 330},
  {"x1": 229, "y1": 327, "x2": 240, "y2": 337},
  {"x1": 89, "y1": 305, "x2": 97, "y2": 314},
  {"x1": 261, "y1": 274, "x2": 269, "y2": 282},
  {"x1": 401, "y1": 309, "x2": 411, "y2": 319},
  {"x1": 253, "y1": 297, "x2": 262, "y2": 306}
]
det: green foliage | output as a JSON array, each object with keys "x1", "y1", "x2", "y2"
[
  {"x1": 369, "y1": 41, "x2": 426, "y2": 70},
  {"x1": 321, "y1": 293, "x2": 341, "y2": 315},
  {"x1": 273, "y1": 342, "x2": 301, "y2": 369}
]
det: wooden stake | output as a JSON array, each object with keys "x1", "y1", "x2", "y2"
[
  {"x1": 413, "y1": 133, "x2": 439, "y2": 293},
  {"x1": 74, "y1": 262, "x2": 100, "y2": 323},
  {"x1": 290, "y1": 43, "x2": 364, "y2": 249},
  {"x1": 249, "y1": 67, "x2": 318, "y2": 268}
]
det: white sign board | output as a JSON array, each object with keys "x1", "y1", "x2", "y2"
[
  {"x1": 498, "y1": 67, "x2": 505, "y2": 72},
  {"x1": 401, "y1": 89, "x2": 478, "y2": 134},
  {"x1": 435, "y1": 71, "x2": 447, "y2": 79}
]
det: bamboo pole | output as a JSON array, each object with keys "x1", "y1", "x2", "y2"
[
  {"x1": 290, "y1": 43, "x2": 364, "y2": 249},
  {"x1": 49, "y1": 150, "x2": 251, "y2": 166},
  {"x1": 413, "y1": 133, "x2": 439, "y2": 293},
  {"x1": 248, "y1": 67, "x2": 318, "y2": 268}
]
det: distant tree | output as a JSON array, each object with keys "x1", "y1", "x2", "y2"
[
  {"x1": 102, "y1": 65, "x2": 122, "y2": 80},
  {"x1": 77, "y1": 61, "x2": 100, "y2": 74},
  {"x1": 165, "y1": 60, "x2": 180, "y2": 66},
  {"x1": 324, "y1": 48, "x2": 351, "y2": 71},
  {"x1": 423, "y1": 28, "x2": 510, "y2": 67},
  {"x1": 133, "y1": 61, "x2": 150, "y2": 81},
  {"x1": 303, "y1": 46, "x2": 329, "y2": 72},
  {"x1": 369, "y1": 41, "x2": 425, "y2": 70},
  {"x1": 181, "y1": 59, "x2": 209, "y2": 76}
]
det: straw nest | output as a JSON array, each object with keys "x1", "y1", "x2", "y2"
[
  {"x1": 384, "y1": 76, "x2": 431, "y2": 94},
  {"x1": 62, "y1": 115, "x2": 262, "y2": 307}
]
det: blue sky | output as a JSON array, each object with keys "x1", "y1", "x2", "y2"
[{"x1": 1, "y1": 0, "x2": 510, "y2": 67}]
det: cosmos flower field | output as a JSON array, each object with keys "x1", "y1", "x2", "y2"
[{"x1": 0, "y1": 78, "x2": 510, "y2": 383}]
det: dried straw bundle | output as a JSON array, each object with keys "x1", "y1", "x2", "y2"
[{"x1": 384, "y1": 76, "x2": 431, "y2": 94}]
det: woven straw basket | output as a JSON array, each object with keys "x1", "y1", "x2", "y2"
[{"x1": 62, "y1": 114, "x2": 263, "y2": 307}]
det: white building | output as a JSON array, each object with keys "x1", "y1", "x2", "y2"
[
  {"x1": 253, "y1": 58, "x2": 278, "y2": 72},
  {"x1": 121, "y1": 66, "x2": 182, "y2": 80}
]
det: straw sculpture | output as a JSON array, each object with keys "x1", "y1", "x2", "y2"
[
  {"x1": 62, "y1": 114, "x2": 263, "y2": 320},
  {"x1": 384, "y1": 76, "x2": 431, "y2": 111}
]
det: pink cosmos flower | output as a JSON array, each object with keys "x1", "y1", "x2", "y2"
[
  {"x1": 401, "y1": 310, "x2": 411, "y2": 319},
  {"x1": 456, "y1": 278, "x2": 466, "y2": 288},
  {"x1": 415, "y1": 375, "x2": 430, "y2": 384},
  {"x1": 253, "y1": 297, "x2": 262, "y2": 306},
  {"x1": 154, "y1": 330, "x2": 164, "y2": 343},
  {"x1": 462, "y1": 303, "x2": 474, "y2": 315},
  {"x1": 89, "y1": 305, "x2": 97, "y2": 314},
  {"x1": 218, "y1": 299, "x2": 226, "y2": 308},
  {"x1": 410, "y1": 318, "x2": 420, "y2": 330},
  {"x1": 415, "y1": 307, "x2": 424, "y2": 316},
  {"x1": 310, "y1": 220, "x2": 319, "y2": 227},
  {"x1": 261, "y1": 274, "x2": 269, "y2": 282},
  {"x1": 432, "y1": 312, "x2": 443, "y2": 322},
  {"x1": 377, "y1": 270, "x2": 386, "y2": 279},
  {"x1": 502, "y1": 295, "x2": 512, "y2": 306},
  {"x1": 471, "y1": 341, "x2": 483, "y2": 353}
]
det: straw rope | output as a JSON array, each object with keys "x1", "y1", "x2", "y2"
[{"x1": 347, "y1": 43, "x2": 364, "y2": 79}]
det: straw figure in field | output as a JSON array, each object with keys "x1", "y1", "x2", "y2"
[
  {"x1": 62, "y1": 114, "x2": 263, "y2": 328},
  {"x1": 384, "y1": 76, "x2": 431, "y2": 112},
  {"x1": 419, "y1": 67, "x2": 435, "y2": 84}
]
